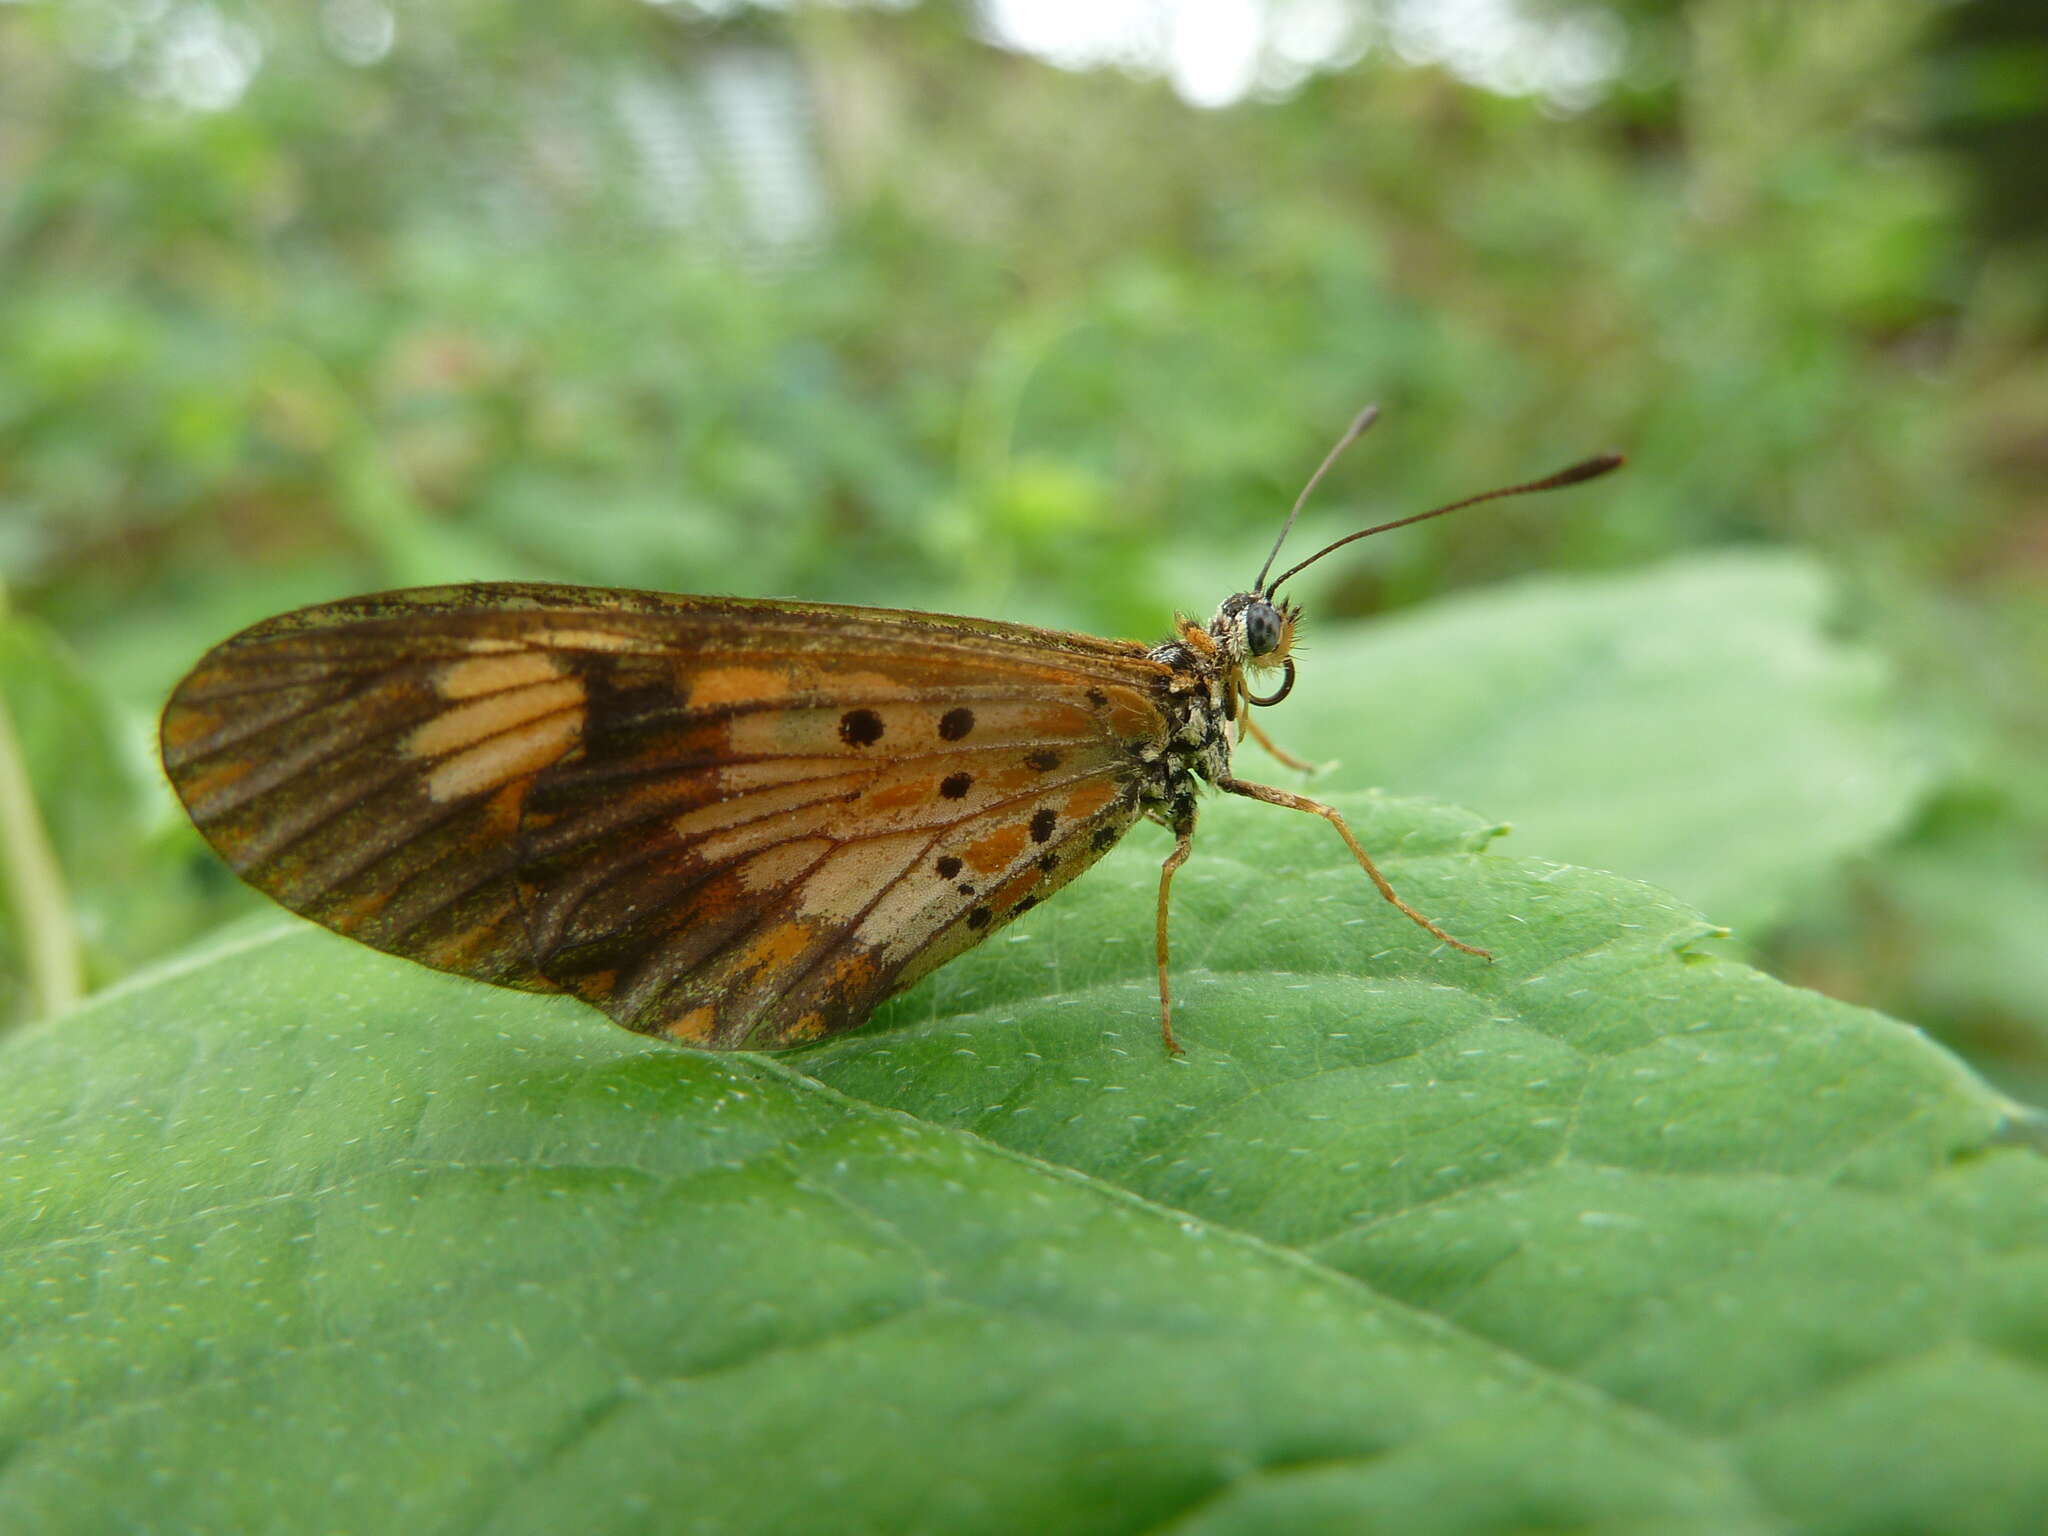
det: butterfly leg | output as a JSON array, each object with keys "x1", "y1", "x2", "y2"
[
  {"x1": 1154, "y1": 819, "x2": 1195, "y2": 1056},
  {"x1": 1218, "y1": 777, "x2": 1492, "y2": 959}
]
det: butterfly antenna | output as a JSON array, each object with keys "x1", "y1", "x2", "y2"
[
  {"x1": 1262, "y1": 450, "x2": 1625, "y2": 596},
  {"x1": 1252, "y1": 404, "x2": 1381, "y2": 595}
]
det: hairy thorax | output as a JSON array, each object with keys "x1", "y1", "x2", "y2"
[{"x1": 1135, "y1": 613, "x2": 1246, "y2": 831}]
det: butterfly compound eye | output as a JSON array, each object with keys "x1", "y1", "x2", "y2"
[{"x1": 1244, "y1": 600, "x2": 1285, "y2": 657}]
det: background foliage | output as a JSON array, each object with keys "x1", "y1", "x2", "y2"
[{"x1": 2, "y1": 0, "x2": 2045, "y2": 1526}]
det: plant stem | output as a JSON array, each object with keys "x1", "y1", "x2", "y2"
[{"x1": 0, "y1": 592, "x2": 87, "y2": 1022}]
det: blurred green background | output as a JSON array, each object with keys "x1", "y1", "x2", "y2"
[{"x1": 1, "y1": 0, "x2": 2042, "y2": 1093}]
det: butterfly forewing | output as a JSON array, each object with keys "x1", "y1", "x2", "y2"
[{"x1": 161, "y1": 583, "x2": 1168, "y2": 1048}]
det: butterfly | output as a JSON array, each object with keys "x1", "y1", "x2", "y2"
[{"x1": 160, "y1": 408, "x2": 1620, "y2": 1055}]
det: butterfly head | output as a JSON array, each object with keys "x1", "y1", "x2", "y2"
[{"x1": 1210, "y1": 590, "x2": 1301, "y2": 707}]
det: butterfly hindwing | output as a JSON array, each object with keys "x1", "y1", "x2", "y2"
[{"x1": 161, "y1": 583, "x2": 1170, "y2": 1048}]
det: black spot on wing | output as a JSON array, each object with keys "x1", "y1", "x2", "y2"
[{"x1": 839, "y1": 708, "x2": 884, "y2": 747}]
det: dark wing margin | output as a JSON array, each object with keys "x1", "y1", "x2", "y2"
[{"x1": 161, "y1": 583, "x2": 1169, "y2": 1048}]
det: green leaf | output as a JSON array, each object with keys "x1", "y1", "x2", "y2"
[
  {"x1": 1273, "y1": 552, "x2": 1934, "y2": 934},
  {"x1": 4, "y1": 794, "x2": 2041, "y2": 1534}
]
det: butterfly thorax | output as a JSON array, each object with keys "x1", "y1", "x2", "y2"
[{"x1": 1137, "y1": 592, "x2": 1300, "y2": 830}]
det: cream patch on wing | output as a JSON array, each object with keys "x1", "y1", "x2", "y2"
[
  {"x1": 542, "y1": 626, "x2": 646, "y2": 653},
  {"x1": 734, "y1": 837, "x2": 835, "y2": 894},
  {"x1": 421, "y1": 712, "x2": 584, "y2": 802},
  {"x1": 435, "y1": 650, "x2": 569, "y2": 700},
  {"x1": 793, "y1": 832, "x2": 931, "y2": 924},
  {"x1": 412, "y1": 677, "x2": 586, "y2": 758},
  {"x1": 857, "y1": 870, "x2": 960, "y2": 960},
  {"x1": 411, "y1": 659, "x2": 587, "y2": 803}
]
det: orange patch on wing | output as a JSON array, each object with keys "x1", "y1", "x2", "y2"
[
  {"x1": 827, "y1": 950, "x2": 880, "y2": 994},
  {"x1": 688, "y1": 665, "x2": 792, "y2": 709},
  {"x1": 478, "y1": 777, "x2": 529, "y2": 839},
  {"x1": 421, "y1": 915, "x2": 507, "y2": 973},
  {"x1": 673, "y1": 868, "x2": 750, "y2": 931},
  {"x1": 784, "y1": 1012, "x2": 829, "y2": 1043},
  {"x1": 160, "y1": 702, "x2": 221, "y2": 754},
  {"x1": 666, "y1": 1006, "x2": 718, "y2": 1044},
  {"x1": 985, "y1": 764, "x2": 1043, "y2": 792},
  {"x1": 1063, "y1": 781, "x2": 1117, "y2": 820},
  {"x1": 737, "y1": 919, "x2": 815, "y2": 976},
  {"x1": 323, "y1": 885, "x2": 394, "y2": 932},
  {"x1": 866, "y1": 781, "x2": 929, "y2": 812},
  {"x1": 177, "y1": 754, "x2": 254, "y2": 813},
  {"x1": 964, "y1": 824, "x2": 1029, "y2": 875},
  {"x1": 993, "y1": 869, "x2": 1040, "y2": 910},
  {"x1": 1095, "y1": 686, "x2": 1161, "y2": 741},
  {"x1": 1017, "y1": 702, "x2": 1096, "y2": 737}
]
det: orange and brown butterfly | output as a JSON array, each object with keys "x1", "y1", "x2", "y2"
[{"x1": 160, "y1": 409, "x2": 1621, "y2": 1055}]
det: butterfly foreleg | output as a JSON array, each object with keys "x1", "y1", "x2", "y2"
[
  {"x1": 1154, "y1": 816, "x2": 1195, "y2": 1056},
  {"x1": 1217, "y1": 776, "x2": 1491, "y2": 960}
]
